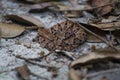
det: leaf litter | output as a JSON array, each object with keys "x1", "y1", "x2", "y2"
[{"x1": 0, "y1": 0, "x2": 120, "y2": 80}]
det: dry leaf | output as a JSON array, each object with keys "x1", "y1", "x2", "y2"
[
  {"x1": 113, "y1": 2, "x2": 120, "y2": 15},
  {"x1": 49, "y1": 2, "x2": 82, "y2": 12},
  {"x1": 0, "y1": 23, "x2": 25, "y2": 38},
  {"x1": 69, "y1": 69, "x2": 82, "y2": 80},
  {"x1": 69, "y1": 0, "x2": 78, "y2": 7},
  {"x1": 70, "y1": 48, "x2": 120, "y2": 68},
  {"x1": 16, "y1": 65, "x2": 30, "y2": 80},
  {"x1": 87, "y1": 0, "x2": 114, "y2": 16},
  {"x1": 87, "y1": 33, "x2": 103, "y2": 42},
  {"x1": 29, "y1": 3, "x2": 52, "y2": 13},
  {"x1": 81, "y1": 23, "x2": 106, "y2": 42},
  {"x1": 101, "y1": 16, "x2": 120, "y2": 23},
  {"x1": 38, "y1": 20, "x2": 86, "y2": 52},
  {"x1": 89, "y1": 21, "x2": 120, "y2": 31},
  {"x1": 25, "y1": 0, "x2": 56, "y2": 3},
  {"x1": 5, "y1": 14, "x2": 44, "y2": 27}
]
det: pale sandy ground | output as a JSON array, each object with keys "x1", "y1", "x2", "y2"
[{"x1": 0, "y1": 0, "x2": 109, "y2": 80}]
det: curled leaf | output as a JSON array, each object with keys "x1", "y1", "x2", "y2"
[
  {"x1": 24, "y1": 0, "x2": 56, "y2": 3},
  {"x1": 69, "y1": 69, "x2": 82, "y2": 80},
  {"x1": 5, "y1": 14, "x2": 44, "y2": 27},
  {"x1": 90, "y1": 21, "x2": 120, "y2": 31},
  {"x1": 87, "y1": 0, "x2": 114, "y2": 16},
  {"x1": 70, "y1": 48, "x2": 120, "y2": 68},
  {"x1": 16, "y1": 65, "x2": 30, "y2": 80},
  {"x1": 0, "y1": 23, "x2": 25, "y2": 38},
  {"x1": 29, "y1": 3, "x2": 52, "y2": 13}
]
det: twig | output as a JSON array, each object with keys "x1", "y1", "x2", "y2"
[
  {"x1": 63, "y1": 16, "x2": 119, "y2": 52},
  {"x1": 27, "y1": 52, "x2": 52, "y2": 61},
  {"x1": 30, "y1": 72, "x2": 48, "y2": 80},
  {"x1": 25, "y1": 26, "x2": 38, "y2": 30},
  {"x1": 86, "y1": 68, "x2": 120, "y2": 78},
  {"x1": 51, "y1": 1, "x2": 119, "y2": 12},
  {"x1": 14, "y1": 55, "x2": 59, "y2": 69},
  {"x1": 77, "y1": 23, "x2": 119, "y2": 52},
  {"x1": 81, "y1": 1, "x2": 118, "y2": 11},
  {"x1": 0, "y1": 69, "x2": 14, "y2": 74},
  {"x1": 55, "y1": 50, "x2": 76, "y2": 60}
]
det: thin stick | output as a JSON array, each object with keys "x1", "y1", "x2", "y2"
[
  {"x1": 77, "y1": 23, "x2": 119, "y2": 52},
  {"x1": 81, "y1": 1, "x2": 118, "y2": 11},
  {"x1": 25, "y1": 26, "x2": 38, "y2": 30},
  {"x1": 30, "y1": 72, "x2": 48, "y2": 80},
  {"x1": 52, "y1": 1, "x2": 119, "y2": 12},
  {"x1": 63, "y1": 16, "x2": 119, "y2": 52},
  {"x1": 55, "y1": 50, "x2": 76, "y2": 60},
  {"x1": 27, "y1": 52, "x2": 52, "y2": 61},
  {"x1": 86, "y1": 68, "x2": 120, "y2": 78},
  {"x1": 0, "y1": 69, "x2": 14, "y2": 74},
  {"x1": 14, "y1": 55, "x2": 59, "y2": 69}
]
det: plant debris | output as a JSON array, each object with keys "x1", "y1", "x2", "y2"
[
  {"x1": 24, "y1": 0, "x2": 56, "y2": 3},
  {"x1": 0, "y1": 23, "x2": 25, "y2": 38},
  {"x1": 70, "y1": 48, "x2": 120, "y2": 68},
  {"x1": 1, "y1": 0, "x2": 120, "y2": 80},
  {"x1": 16, "y1": 64, "x2": 30, "y2": 80},
  {"x1": 5, "y1": 14, "x2": 44, "y2": 27},
  {"x1": 89, "y1": 21, "x2": 120, "y2": 31},
  {"x1": 87, "y1": 0, "x2": 114, "y2": 16},
  {"x1": 69, "y1": 48, "x2": 120, "y2": 80}
]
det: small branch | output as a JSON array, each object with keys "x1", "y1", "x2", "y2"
[
  {"x1": 27, "y1": 52, "x2": 52, "y2": 61},
  {"x1": 55, "y1": 50, "x2": 76, "y2": 60},
  {"x1": 63, "y1": 16, "x2": 119, "y2": 52},
  {"x1": 14, "y1": 55, "x2": 59, "y2": 69},
  {"x1": 0, "y1": 69, "x2": 14, "y2": 74},
  {"x1": 77, "y1": 23, "x2": 119, "y2": 52},
  {"x1": 52, "y1": 1, "x2": 119, "y2": 12},
  {"x1": 25, "y1": 26, "x2": 38, "y2": 30},
  {"x1": 86, "y1": 68, "x2": 120, "y2": 78},
  {"x1": 30, "y1": 72, "x2": 48, "y2": 80},
  {"x1": 81, "y1": 1, "x2": 118, "y2": 11}
]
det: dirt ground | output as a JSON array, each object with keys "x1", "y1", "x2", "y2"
[{"x1": 1, "y1": 0, "x2": 119, "y2": 80}]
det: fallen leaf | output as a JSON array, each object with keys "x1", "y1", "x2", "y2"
[
  {"x1": 5, "y1": 14, "x2": 44, "y2": 27},
  {"x1": 24, "y1": 0, "x2": 56, "y2": 3},
  {"x1": 16, "y1": 64, "x2": 30, "y2": 80},
  {"x1": 89, "y1": 21, "x2": 120, "y2": 31},
  {"x1": 0, "y1": 23, "x2": 25, "y2": 38},
  {"x1": 101, "y1": 16, "x2": 120, "y2": 23},
  {"x1": 70, "y1": 48, "x2": 120, "y2": 68},
  {"x1": 81, "y1": 23, "x2": 106, "y2": 42},
  {"x1": 69, "y1": 69, "x2": 82, "y2": 80},
  {"x1": 38, "y1": 20, "x2": 86, "y2": 51},
  {"x1": 87, "y1": 33, "x2": 104, "y2": 42},
  {"x1": 69, "y1": 0, "x2": 78, "y2": 7},
  {"x1": 29, "y1": 3, "x2": 52, "y2": 13},
  {"x1": 113, "y1": 2, "x2": 120, "y2": 15},
  {"x1": 49, "y1": 2, "x2": 82, "y2": 12},
  {"x1": 87, "y1": 68, "x2": 120, "y2": 80},
  {"x1": 87, "y1": 0, "x2": 114, "y2": 16}
]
